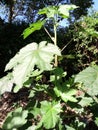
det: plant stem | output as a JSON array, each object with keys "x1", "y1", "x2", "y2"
[
  {"x1": 61, "y1": 38, "x2": 73, "y2": 52},
  {"x1": 54, "y1": 23, "x2": 58, "y2": 67},
  {"x1": 44, "y1": 27, "x2": 54, "y2": 42}
]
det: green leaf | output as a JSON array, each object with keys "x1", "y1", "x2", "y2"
[
  {"x1": 5, "y1": 41, "x2": 61, "y2": 88},
  {"x1": 13, "y1": 85, "x2": 21, "y2": 93},
  {"x1": 65, "y1": 125, "x2": 75, "y2": 130},
  {"x1": 38, "y1": 6, "x2": 57, "y2": 18},
  {"x1": 0, "y1": 73, "x2": 13, "y2": 95},
  {"x1": 54, "y1": 85, "x2": 77, "y2": 102},
  {"x1": 95, "y1": 117, "x2": 98, "y2": 126},
  {"x1": 75, "y1": 65, "x2": 98, "y2": 96},
  {"x1": 58, "y1": 5, "x2": 77, "y2": 18},
  {"x1": 50, "y1": 68, "x2": 67, "y2": 82},
  {"x1": 30, "y1": 69, "x2": 43, "y2": 77},
  {"x1": 60, "y1": 89, "x2": 77, "y2": 102},
  {"x1": 22, "y1": 20, "x2": 45, "y2": 39},
  {"x1": 29, "y1": 89, "x2": 35, "y2": 98},
  {"x1": 38, "y1": 5, "x2": 77, "y2": 19},
  {"x1": 26, "y1": 126, "x2": 37, "y2": 130},
  {"x1": 30, "y1": 107, "x2": 41, "y2": 118},
  {"x1": 78, "y1": 97, "x2": 93, "y2": 107},
  {"x1": 3, "y1": 107, "x2": 28, "y2": 130},
  {"x1": 40, "y1": 101, "x2": 61, "y2": 129},
  {"x1": 86, "y1": 28, "x2": 98, "y2": 37}
]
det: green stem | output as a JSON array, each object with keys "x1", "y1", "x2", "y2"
[
  {"x1": 53, "y1": 15, "x2": 58, "y2": 86},
  {"x1": 54, "y1": 23, "x2": 58, "y2": 67}
]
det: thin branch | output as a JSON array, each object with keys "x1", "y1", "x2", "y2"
[
  {"x1": 12, "y1": 0, "x2": 24, "y2": 20},
  {"x1": 61, "y1": 38, "x2": 73, "y2": 52},
  {"x1": 54, "y1": 24, "x2": 58, "y2": 67},
  {"x1": 44, "y1": 27, "x2": 54, "y2": 42}
]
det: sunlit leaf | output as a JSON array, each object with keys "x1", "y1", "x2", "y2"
[
  {"x1": 38, "y1": 6, "x2": 57, "y2": 18},
  {"x1": 58, "y1": 5, "x2": 77, "y2": 18},
  {"x1": 40, "y1": 101, "x2": 61, "y2": 129},
  {"x1": 26, "y1": 126, "x2": 37, "y2": 130},
  {"x1": 78, "y1": 97, "x2": 93, "y2": 107},
  {"x1": 30, "y1": 69, "x2": 43, "y2": 77},
  {"x1": 30, "y1": 101, "x2": 62, "y2": 129},
  {"x1": 75, "y1": 65, "x2": 98, "y2": 96},
  {"x1": 86, "y1": 28, "x2": 98, "y2": 37},
  {"x1": 0, "y1": 73, "x2": 13, "y2": 95},
  {"x1": 22, "y1": 20, "x2": 45, "y2": 39},
  {"x1": 5, "y1": 41, "x2": 61, "y2": 88}
]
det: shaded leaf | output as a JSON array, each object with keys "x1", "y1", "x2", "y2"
[
  {"x1": 3, "y1": 107, "x2": 28, "y2": 130},
  {"x1": 95, "y1": 117, "x2": 98, "y2": 126},
  {"x1": 65, "y1": 125, "x2": 75, "y2": 130},
  {"x1": 54, "y1": 85, "x2": 77, "y2": 102}
]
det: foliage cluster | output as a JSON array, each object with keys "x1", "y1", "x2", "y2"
[
  {"x1": 61, "y1": 10, "x2": 98, "y2": 74},
  {"x1": 0, "y1": 0, "x2": 93, "y2": 23},
  {"x1": 0, "y1": 4, "x2": 98, "y2": 130}
]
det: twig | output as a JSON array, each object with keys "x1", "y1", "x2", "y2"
[
  {"x1": 44, "y1": 27, "x2": 54, "y2": 42},
  {"x1": 61, "y1": 38, "x2": 73, "y2": 52},
  {"x1": 12, "y1": 0, "x2": 24, "y2": 20}
]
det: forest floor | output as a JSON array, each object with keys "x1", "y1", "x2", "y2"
[{"x1": 0, "y1": 87, "x2": 98, "y2": 130}]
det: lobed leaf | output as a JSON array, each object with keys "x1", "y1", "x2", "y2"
[
  {"x1": 40, "y1": 101, "x2": 61, "y2": 129},
  {"x1": 5, "y1": 41, "x2": 61, "y2": 88},
  {"x1": 22, "y1": 20, "x2": 45, "y2": 39},
  {"x1": 75, "y1": 65, "x2": 98, "y2": 96}
]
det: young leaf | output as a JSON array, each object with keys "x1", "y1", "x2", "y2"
[
  {"x1": 22, "y1": 20, "x2": 45, "y2": 39},
  {"x1": 58, "y1": 5, "x2": 77, "y2": 18},
  {"x1": 75, "y1": 65, "x2": 98, "y2": 96},
  {"x1": 38, "y1": 6, "x2": 57, "y2": 18},
  {"x1": 5, "y1": 41, "x2": 61, "y2": 88},
  {"x1": 3, "y1": 107, "x2": 28, "y2": 130}
]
